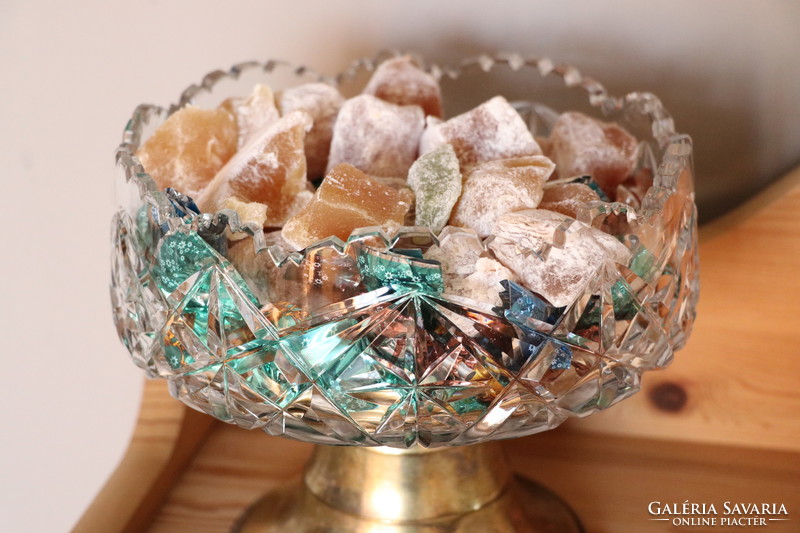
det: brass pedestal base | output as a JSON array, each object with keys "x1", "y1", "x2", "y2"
[{"x1": 233, "y1": 443, "x2": 583, "y2": 533}]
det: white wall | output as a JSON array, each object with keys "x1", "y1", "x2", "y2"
[{"x1": 1, "y1": 1, "x2": 798, "y2": 531}]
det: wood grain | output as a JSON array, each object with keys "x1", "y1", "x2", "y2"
[
  {"x1": 145, "y1": 424, "x2": 800, "y2": 533},
  {"x1": 73, "y1": 380, "x2": 215, "y2": 533}
]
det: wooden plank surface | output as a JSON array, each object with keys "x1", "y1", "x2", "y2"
[{"x1": 73, "y1": 380, "x2": 216, "y2": 533}]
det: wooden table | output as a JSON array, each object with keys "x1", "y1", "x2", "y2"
[{"x1": 75, "y1": 167, "x2": 800, "y2": 533}]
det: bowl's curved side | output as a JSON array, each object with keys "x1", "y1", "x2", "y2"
[{"x1": 110, "y1": 53, "x2": 699, "y2": 447}]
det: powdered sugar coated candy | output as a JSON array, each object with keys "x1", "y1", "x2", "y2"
[
  {"x1": 423, "y1": 228, "x2": 513, "y2": 305},
  {"x1": 407, "y1": 144, "x2": 461, "y2": 233},
  {"x1": 136, "y1": 106, "x2": 237, "y2": 197},
  {"x1": 489, "y1": 209, "x2": 631, "y2": 307},
  {"x1": 220, "y1": 197, "x2": 268, "y2": 234},
  {"x1": 449, "y1": 156, "x2": 555, "y2": 237},
  {"x1": 423, "y1": 226, "x2": 485, "y2": 277},
  {"x1": 539, "y1": 182, "x2": 600, "y2": 219},
  {"x1": 418, "y1": 116, "x2": 444, "y2": 155},
  {"x1": 221, "y1": 84, "x2": 280, "y2": 148},
  {"x1": 197, "y1": 110, "x2": 312, "y2": 228},
  {"x1": 547, "y1": 111, "x2": 638, "y2": 197},
  {"x1": 277, "y1": 83, "x2": 344, "y2": 179},
  {"x1": 420, "y1": 96, "x2": 542, "y2": 166},
  {"x1": 457, "y1": 258, "x2": 518, "y2": 307},
  {"x1": 282, "y1": 163, "x2": 414, "y2": 250},
  {"x1": 327, "y1": 94, "x2": 425, "y2": 177},
  {"x1": 363, "y1": 56, "x2": 443, "y2": 117}
]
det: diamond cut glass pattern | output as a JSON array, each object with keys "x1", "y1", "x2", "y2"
[{"x1": 111, "y1": 54, "x2": 699, "y2": 448}]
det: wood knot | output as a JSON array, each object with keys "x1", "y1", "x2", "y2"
[{"x1": 649, "y1": 381, "x2": 688, "y2": 413}]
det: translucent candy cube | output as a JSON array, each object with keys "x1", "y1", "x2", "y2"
[
  {"x1": 407, "y1": 144, "x2": 462, "y2": 233},
  {"x1": 197, "y1": 110, "x2": 312, "y2": 228},
  {"x1": 282, "y1": 163, "x2": 414, "y2": 250},
  {"x1": 136, "y1": 106, "x2": 237, "y2": 197},
  {"x1": 539, "y1": 182, "x2": 600, "y2": 219}
]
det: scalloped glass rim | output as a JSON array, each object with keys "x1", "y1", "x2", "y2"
[{"x1": 114, "y1": 51, "x2": 694, "y2": 257}]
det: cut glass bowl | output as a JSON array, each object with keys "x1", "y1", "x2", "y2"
[{"x1": 111, "y1": 53, "x2": 699, "y2": 449}]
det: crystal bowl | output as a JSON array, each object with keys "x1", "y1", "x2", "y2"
[{"x1": 111, "y1": 53, "x2": 699, "y2": 449}]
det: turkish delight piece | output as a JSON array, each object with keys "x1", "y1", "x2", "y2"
[
  {"x1": 407, "y1": 144, "x2": 462, "y2": 233},
  {"x1": 423, "y1": 226, "x2": 485, "y2": 277},
  {"x1": 370, "y1": 176, "x2": 416, "y2": 225},
  {"x1": 221, "y1": 84, "x2": 280, "y2": 148},
  {"x1": 449, "y1": 156, "x2": 555, "y2": 237},
  {"x1": 455, "y1": 257, "x2": 518, "y2": 306},
  {"x1": 363, "y1": 56, "x2": 443, "y2": 117},
  {"x1": 423, "y1": 228, "x2": 513, "y2": 305},
  {"x1": 197, "y1": 110, "x2": 312, "y2": 228},
  {"x1": 419, "y1": 116, "x2": 444, "y2": 155},
  {"x1": 539, "y1": 182, "x2": 600, "y2": 219},
  {"x1": 136, "y1": 106, "x2": 237, "y2": 197},
  {"x1": 327, "y1": 94, "x2": 425, "y2": 177},
  {"x1": 547, "y1": 111, "x2": 638, "y2": 197},
  {"x1": 225, "y1": 231, "x2": 288, "y2": 303},
  {"x1": 221, "y1": 197, "x2": 268, "y2": 236},
  {"x1": 489, "y1": 210, "x2": 631, "y2": 307},
  {"x1": 282, "y1": 163, "x2": 414, "y2": 250},
  {"x1": 372, "y1": 176, "x2": 413, "y2": 191},
  {"x1": 277, "y1": 83, "x2": 344, "y2": 179},
  {"x1": 420, "y1": 96, "x2": 541, "y2": 166}
]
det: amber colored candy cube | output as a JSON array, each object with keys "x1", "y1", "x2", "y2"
[
  {"x1": 539, "y1": 182, "x2": 601, "y2": 219},
  {"x1": 327, "y1": 94, "x2": 425, "y2": 178},
  {"x1": 547, "y1": 111, "x2": 638, "y2": 197},
  {"x1": 420, "y1": 96, "x2": 541, "y2": 167},
  {"x1": 277, "y1": 83, "x2": 344, "y2": 180},
  {"x1": 363, "y1": 56, "x2": 443, "y2": 117},
  {"x1": 282, "y1": 163, "x2": 414, "y2": 250},
  {"x1": 221, "y1": 84, "x2": 280, "y2": 148},
  {"x1": 197, "y1": 110, "x2": 312, "y2": 228},
  {"x1": 449, "y1": 156, "x2": 555, "y2": 237},
  {"x1": 136, "y1": 106, "x2": 237, "y2": 197}
]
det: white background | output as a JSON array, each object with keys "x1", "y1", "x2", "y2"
[{"x1": 1, "y1": 1, "x2": 798, "y2": 532}]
